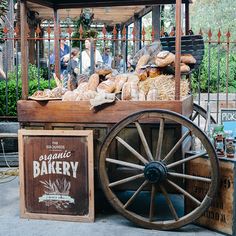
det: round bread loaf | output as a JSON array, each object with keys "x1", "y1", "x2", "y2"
[
  {"x1": 147, "y1": 88, "x2": 159, "y2": 101},
  {"x1": 181, "y1": 54, "x2": 196, "y2": 64},
  {"x1": 97, "y1": 79, "x2": 116, "y2": 93},
  {"x1": 180, "y1": 63, "x2": 190, "y2": 73},
  {"x1": 155, "y1": 51, "x2": 175, "y2": 67}
]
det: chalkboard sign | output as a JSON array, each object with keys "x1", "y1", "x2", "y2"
[
  {"x1": 221, "y1": 109, "x2": 236, "y2": 133},
  {"x1": 18, "y1": 130, "x2": 94, "y2": 222}
]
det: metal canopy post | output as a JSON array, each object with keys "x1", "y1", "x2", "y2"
[
  {"x1": 20, "y1": 0, "x2": 28, "y2": 100},
  {"x1": 175, "y1": 0, "x2": 182, "y2": 100},
  {"x1": 185, "y1": 2, "x2": 190, "y2": 34},
  {"x1": 152, "y1": 5, "x2": 161, "y2": 41}
]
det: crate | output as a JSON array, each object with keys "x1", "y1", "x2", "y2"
[{"x1": 186, "y1": 155, "x2": 236, "y2": 235}]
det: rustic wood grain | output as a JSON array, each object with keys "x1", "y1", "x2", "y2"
[{"x1": 17, "y1": 96, "x2": 192, "y2": 124}]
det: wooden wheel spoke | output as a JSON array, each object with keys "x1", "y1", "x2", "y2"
[
  {"x1": 106, "y1": 158, "x2": 145, "y2": 170},
  {"x1": 155, "y1": 118, "x2": 164, "y2": 161},
  {"x1": 167, "y1": 180, "x2": 201, "y2": 206},
  {"x1": 124, "y1": 180, "x2": 148, "y2": 209},
  {"x1": 135, "y1": 121, "x2": 154, "y2": 161},
  {"x1": 160, "y1": 184, "x2": 179, "y2": 221},
  {"x1": 166, "y1": 151, "x2": 207, "y2": 169},
  {"x1": 109, "y1": 173, "x2": 144, "y2": 188},
  {"x1": 116, "y1": 136, "x2": 149, "y2": 164},
  {"x1": 162, "y1": 131, "x2": 191, "y2": 164},
  {"x1": 168, "y1": 172, "x2": 211, "y2": 183},
  {"x1": 149, "y1": 185, "x2": 156, "y2": 222},
  {"x1": 191, "y1": 111, "x2": 199, "y2": 122}
]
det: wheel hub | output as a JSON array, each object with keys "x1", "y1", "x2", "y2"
[{"x1": 144, "y1": 161, "x2": 167, "y2": 183}]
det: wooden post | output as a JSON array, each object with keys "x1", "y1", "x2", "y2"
[
  {"x1": 20, "y1": 0, "x2": 28, "y2": 100},
  {"x1": 175, "y1": 0, "x2": 182, "y2": 100},
  {"x1": 134, "y1": 14, "x2": 141, "y2": 53},
  {"x1": 53, "y1": 8, "x2": 60, "y2": 78},
  {"x1": 152, "y1": 5, "x2": 161, "y2": 41},
  {"x1": 185, "y1": 2, "x2": 190, "y2": 35}
]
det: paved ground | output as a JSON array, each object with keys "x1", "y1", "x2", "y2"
[{"x1": 0, "y1": 177, "x2": 225, "y2": 236}]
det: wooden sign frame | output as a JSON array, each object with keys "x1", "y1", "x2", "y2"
[{"x1": 18, "y1": 129, "x2": 94, "y2": 222}]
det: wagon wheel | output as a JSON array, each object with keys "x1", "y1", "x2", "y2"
[
  {"x1": 191, "y1": 103, "x2": 216, "y2": 127},
  {"x1": 99, "y1": 109, "x2": 219, "y2": 230}
]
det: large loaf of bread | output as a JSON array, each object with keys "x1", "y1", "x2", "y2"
[
  {"x1": 97, "y1": 79, "x2": 116, "y2": 93},
  {"x1": 155, "y1": 51, "x2": 175, "y2": 67},
  {"x1": 88, "y1": 73, "x2": 100, "y2": 91},
  {"x1": 114, "y1": 74, "x2": 128, "y2": 93},
  {"x1": 181, "y1": 54, "x2": 196, "y2": 64},
  {"x1": 135, "y1": 54, "x2": 150, "y2": 72}
]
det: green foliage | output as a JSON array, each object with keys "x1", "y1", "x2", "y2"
[
  {"x1": 190, "y1": 0, "x2": 236, "y2": 39},
  {"x1": 72, "y1": 11, "x2": 98, "y2": 48},
  {"x1": 191, "y1": 45, "x2": 236, "y2": 93},
  {"x1": 8, "y1": 64, "x2": 45, "y2": 81},
  {"x1": 0, "y1": 0, "x2": 8, "y2": 44},
  {"x1": 0, "y1": 64, "x2": 56, "y2": 116}
]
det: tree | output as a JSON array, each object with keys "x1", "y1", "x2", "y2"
[{"x1": 190, "y1": 0, "x2": 236, "y2": 39}]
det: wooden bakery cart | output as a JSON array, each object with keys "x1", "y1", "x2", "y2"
[{"x1": 17, "y1": 0, "x2": 219, "y2": 231}]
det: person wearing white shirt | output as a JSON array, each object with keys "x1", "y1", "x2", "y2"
[{"x1": 81, "y1": 38, "x2": 103, "y2": 73}]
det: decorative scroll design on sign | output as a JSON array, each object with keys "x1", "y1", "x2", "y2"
[{"x1": 39, "y1": 178, "x2": 75, "y2": 210}]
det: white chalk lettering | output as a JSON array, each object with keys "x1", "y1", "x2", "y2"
[
  {"x1": 63, "y1": 162, "x2": 71, "y2": 176},
  {"x1": 55, "y1": 161, "x2": 62, "y2": 174},
  {"x1": 33, "y1": 161, "x2": 79, "y2": 178},
  {"x1": 70, "y1": 162, "x2": 79, "y2": 178},
  {"x1": 38, "y1": 150, "x2": 72, "y2": 163},
  {"x1": 41, "y1": 161, "x2": 48, "y2": 176},
  {"x1": 33, "y1": 161, "x2": 40, "y2": 178}
]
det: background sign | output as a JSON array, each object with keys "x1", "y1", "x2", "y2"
[
  {"x1": 221, "y1": 109, "x2": 236, "y2": 134},
  {"x1": 19, "y1": 130, "x2": 94, "y2": 222}
]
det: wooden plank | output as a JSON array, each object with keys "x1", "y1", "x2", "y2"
[
  {"x1": 18, "y1": 129, "x2": 94, "y2": 222},
  {"x1": 17, "y1": 96, "x2": 192, "y2": 124},
  {"x1": 34, "y1": 0, "x2": 192, "y2": 9},
  {"x1": 20, "y1": 0, "x2": 28, "y2": 100}
]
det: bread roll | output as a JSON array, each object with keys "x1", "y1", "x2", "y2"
[
  {"x1": 180, "y1": 63, "x2": 190, "y2": 73},
  {"x1": 77, "y1": 82, "x2": 88, "y2": 93},
  {"x1": 181, "y1": 54, "x2": 196, "y2": 64},
  {"x1": 97, "y1": 79, "x2": 116, "y2": 93},
  {"x1": 75, "y1": 90, "x2": 98, "y2": 101},
  {"x1": 130, "y1": 82, "x2": 139, "y2": 101},
  {"x1": 115, "y1": 74, "x2": 128, "y2": 93},
  {"x1": 149, "y1": 65, "x2": 161, "y2": 78},
  {"x1": 155, "y1": 51, "x2": 175, "y2": 67},
  {"x1": 135, "y1": 54, "x2": 150, "y2": 72},
  {"x1": 62, "y1": 91, "x2": 77, "y2": 101},
  {"x1": 127, "y1": 74, "x2": 140, "y2": 83},
  {"x1": 88, "y1": 73, "x2": 99, "y2": 91},
  {"x1": 147, "y1": 88, "x2": 159, "y2": 101},
  {"x1": 121, "y1": 82, "x2": 131, "y2": 100},
  {"x1": 138, "y1": 90, "x2": 146, "y2": 101},
  {"x1": 138, "y1": 71, "x2": 148, "y2": 81}
]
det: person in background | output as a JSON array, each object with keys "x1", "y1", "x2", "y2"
[
  {"x1": 102, "y1": 47, "x2": 112, "y2": 68},
  {"x1": 81, "y1": 38, "x2": 103, "y2": 74},
  {"x1": 116, "y1": 54, "x2": 124, "y2": 72},
  {"x1": 49, "y1": 34, "x2": 70, "y2": 74}
]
